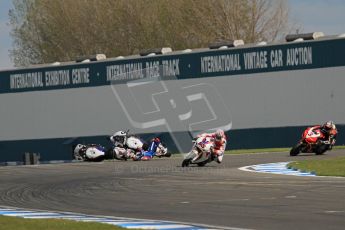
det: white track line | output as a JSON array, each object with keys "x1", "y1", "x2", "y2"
[
  {"x1": 0, "y1": 206, "x2": 251, "y2": 230},
  {"x1": 239, "y1": 162, "x2": 316, "y2": 177}
]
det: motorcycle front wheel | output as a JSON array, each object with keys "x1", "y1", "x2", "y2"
[
  {"x1": 182, "y1": 159, "x2": 191, "y2": 167},
  {"x1": 290, "y1": 143, "x2": 304, "y2": 156}
]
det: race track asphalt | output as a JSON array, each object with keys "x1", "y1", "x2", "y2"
[{"x1": 0, "y1": 150, "x2": 344, "y2": 230}]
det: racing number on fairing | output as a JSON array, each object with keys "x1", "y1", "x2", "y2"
[{"x1": 307, "y1": 130, "x2": 320, "y2": 138}]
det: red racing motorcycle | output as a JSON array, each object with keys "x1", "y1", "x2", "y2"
[{"x1": 290, "y1": 126, "x2": 334, "y2": 156}]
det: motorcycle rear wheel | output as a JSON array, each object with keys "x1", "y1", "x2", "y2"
[
  {"x1": 197, "y1": 162, "x2": 207, "y2": 167},
  {"x1": 315, "y1": 144, "x2": 328, "y2": 155}
]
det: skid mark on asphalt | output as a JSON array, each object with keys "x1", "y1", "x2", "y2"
[
  {"x1": 178, "y1": 198, "x2": 251, "y2": 205},
  {"x1": 0, "y1": 206, "x2": 251, "y2": 230},
  {"x1": 239, "y1": 162, "x2": 316, "y2": 176},
  {"x1": 324, "y1": 210, "x2": 345, "y2": 215}
]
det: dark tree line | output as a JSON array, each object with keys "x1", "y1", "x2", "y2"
[{"x1": 9, "y1": 0, "x2": 292, "y2": 66}]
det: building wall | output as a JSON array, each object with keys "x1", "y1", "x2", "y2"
[{"x1": 0, "y1": 38, "x2": 344, "y2": 161}]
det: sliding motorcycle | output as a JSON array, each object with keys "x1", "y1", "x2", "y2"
[
  {"x1": 73, "y1": 144, "x2": 106, "y2": 161},
  {"x1": 108, "y1": 131, "x2": 171, "y2": 160}
]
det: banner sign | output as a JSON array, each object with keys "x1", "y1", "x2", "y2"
[{"x1": 1, "y1": 38, "x2": 344, "y2": 94}]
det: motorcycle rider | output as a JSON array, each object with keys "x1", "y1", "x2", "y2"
[
  {"x1": 308, "y1": 121, "x2": 337, "y2": 148},
  {"x1": 137, "y1": 137, "x2": 162, "y2": 161},
  {"x1": 197, "y1": 129, "x2": 227, "y2": 163},
  {"x1": 320, "y1": 121, "x2": 338, "y2": 147}
]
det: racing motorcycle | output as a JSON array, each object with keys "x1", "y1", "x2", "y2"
[
  {"x1": 155, "y1": 142, "x2": 172, "y2": 158},
  {"x1": 106, "y1": 134, "x2": 145, "y2": 160},
  {"x1": 290, "y1": 127, "x2": 333, "y2": 156},
  {"x1": 73, "y1": 144, "x2": 106, "y2": 161},
  {"x1": 182, "y1": 136, "x2": 214, "y2": 167},
  {"x1": 108, "y1": 131, "x2": 171, "y2": 160}
]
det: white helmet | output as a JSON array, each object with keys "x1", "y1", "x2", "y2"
[
  {"x1": 215, "y1": 129, "x2": 225, "y2": 141},
  {"x1": 112, "y1": 130, "x2": 127, "y2": 145},
  {"x1": 323, "y1": 120, "x2": 335, "y2": 131},
  {"x1": 74, "y1": 144, "x2": 86, "y2": 155}
]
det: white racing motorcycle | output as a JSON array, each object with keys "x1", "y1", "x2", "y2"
[
  {"x1": 182, "y1": 136, "x2": 214, "y2": 167},
  {"x1": 73, "y1": 144, "x2": 106, "y2": 162},
  {"x1": 155, "y1": 142, "x2": 172, "y2": 158},
  {"x1": 111, "y1": 135, "x2": 145, "y2": 160}
]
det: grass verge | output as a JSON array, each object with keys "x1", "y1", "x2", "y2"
[
  {"x1": 226, "y1": 145, "x2": 345, "y2": 155},
  {"x1": 167, "y1": 148, "x2": 290, "y2": 158},
  {"x1": 288, "y1": 156, "x2": 345, "y2": 177},
  {"x1": 166, "y1": 145, "x2": 345, "y2": 157},
  {"x1": 226, "y1": 148, "x2": 290, "y2": 154},
  {"x1": 0, "y1": 216, "x2": 131, "y2": 230}
]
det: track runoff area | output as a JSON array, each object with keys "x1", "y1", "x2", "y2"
[{"x1": 0, "y1": 150, "x2": 345, "y2": 230}]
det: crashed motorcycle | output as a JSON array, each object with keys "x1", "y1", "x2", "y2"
[
  {"x1": 73, "y1": 144, "x2": 106, "y2": 161},
  {"x1": 108, "y1": 131, "x2": 171, "y2": 160},
  {"x1": 106, "y1": 134, "x2": 145, "y2": 160},
  {"x1": 290, "y1": 127, "x2": 334, "y2": 156},
  {"x1": 182, "y1": 136, "x2": 214, "y2": 167},
  {"x1": 155, "y1": 142, "x2": 172, "y2": 158}
]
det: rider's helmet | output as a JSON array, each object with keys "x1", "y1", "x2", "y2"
[
  {"x1": 112, "y1": 130, "x2": 127, "y2": 145},
  {"x1": 215, "y1": 129, "x2": 225, "y2": 141},
  {"x1": 74, "y1": 144, "x2": 86, "y2": 155},
  {"x1": 322, "y1": 121, "x2": 335, "y2": 132},
  {"x1": 153, "y1": 137, "x2": 161, "y2": 143}
]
